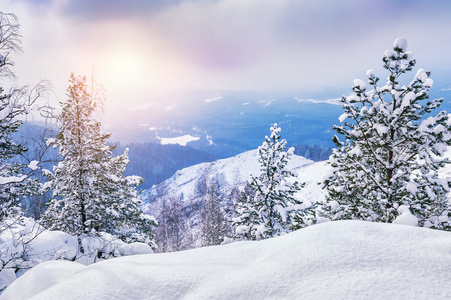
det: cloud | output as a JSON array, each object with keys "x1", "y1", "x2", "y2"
[
  {"x1": 4, "y1": 0, "x2": 451, "y2": 107},
  {"x1": 15, "y1": 0, "x2": 185, "y2": 20}
]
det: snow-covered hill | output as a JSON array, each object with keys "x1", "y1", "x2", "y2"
[
  {"x1": 141, "y1": 150, "x2": 327, "y2": 249},
  {"x1": 141, "y1": 147, "x2": 451, "y2": 250},
  {"x1": 143, "y1": 146, "x2": 451, "y2": 205},
  {"x1": 4, "y1": 220, "x2": 451, "y2": 299},
  {"x1": 142, "y1": 149, "x2": 317, "y2": 204}
]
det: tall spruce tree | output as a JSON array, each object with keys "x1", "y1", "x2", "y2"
[
  {"x1": 42, "y1": 74, "x2": 156, "y2": 247},
  {"x1": 322, "y1": 38, "x2": 451, "y2": 229},
  {"x1": 232, "y1": 124, "x2": 308, "y2": 240}
]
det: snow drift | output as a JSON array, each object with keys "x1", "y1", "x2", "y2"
[
  {"x1": 3, "y1": 220, "x2": 451, "y2": 299},
  {"x1": 0, "y1": 218, "x2": 153, "y2": 292}
]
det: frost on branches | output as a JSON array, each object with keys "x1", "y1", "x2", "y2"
[
  {"x1": 0, "y1": 13, "x2": 40, "y2": 223},
  {"x1": 322, "y1": 38, "x2": 451, "y2": 229},
  {"x1": 0, "y1": 87, "x2": 40, "y2": 221},
  {"x1": 232, "y1": 124, "x2": 311, "y2": 240},
  {"x1": 41, "y1": 74, "x2": 156, "y2": 249}
]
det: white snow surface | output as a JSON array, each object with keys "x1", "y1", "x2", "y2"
[
  {"x1": 0, "y1": 175, "x2": 26, "y2": 185},
  {"x1": 3, "y1": 220, "x2": 451, "y2": 300},
  {"x1": 0, "y1": 218, "x2": 153, "y2": 292},
  {"x1": 158, "y1": 135, "x2": 200, "y2": 146},
  {"x1": 27, "y1": 160, "x2": 40, "y2": 171},
  {"x1": 393, "y1": 205, "x2": 418, "y2": 226}
]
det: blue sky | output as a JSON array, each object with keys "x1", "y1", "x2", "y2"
[{"x1": 2, "y1": 0, "x2": 451, "y2": 114}]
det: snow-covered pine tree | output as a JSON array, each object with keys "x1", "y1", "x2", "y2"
[
  {"x1": 201, "y1": 179, "x2": 229, "y2": 246},
  {"x1": 0, "y1": 86, "x2": 40, "y2": 221},
  {"x1": 322, "y1": 38, "x2": 451, "y2": 229},
  {"x1": 42, "y1": 74, "x2": 156, "y2": 247},
  {"x1": 232, "y1": 124, "x2": 308, "y2": 240}
]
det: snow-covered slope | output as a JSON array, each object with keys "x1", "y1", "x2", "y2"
[
  {"x1": 142, "y1": 146, "x2": 451, "y2": 206},
  {"x1": 142, "y1": 149, "x2": 315, "y2": 204},
  {"x1": 4, "y1": 220, "x2": 451, "y2": 299},
  {"x1": 0, "y1": 218, "x2": 153, "y2": 292}
]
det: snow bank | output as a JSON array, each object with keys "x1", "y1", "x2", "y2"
[
  {"x1": 4, "y1": 220, "x2": 451, "y2": 299},
  {"x1": 0, "y1": 218, "x2": 153, "y2": 293}
]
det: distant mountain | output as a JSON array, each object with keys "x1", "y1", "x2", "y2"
[
  {"x1": 141, "y1": 150, "x2": 323, "y2": 204},
  {"x1": 104, "y1": 91, "x2": 345, "y2": 158},
  {"x1": 113, "y1": 142, "x2": 213, "y2": 189},
  {"x1": 104, "y1": 89, "x2": 451, "y2": 159}
]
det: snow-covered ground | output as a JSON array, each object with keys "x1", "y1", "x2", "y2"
[
  {"x1": 0, "y1": 218, "x2": 153, "y2": 293},
  {"x1": 3, "y1": 220, "x2": 451, "y2": 299}
]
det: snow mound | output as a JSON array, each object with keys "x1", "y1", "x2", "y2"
[
  {"x1": 393, "y1": 205, "x2": 418, "y2": 226},
  {"x1": 0, "y1": 218, "x2": 153, "y2": 293},
  {"x1": 4, "y1": 220, "x2": 451, "y2": 299}
]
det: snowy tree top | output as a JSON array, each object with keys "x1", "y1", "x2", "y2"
[{"x1": 393, "y1": 37, "x2": 408, "y2": 52}]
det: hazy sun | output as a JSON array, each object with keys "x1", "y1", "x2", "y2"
[{"x1": 104, "y1": 49, "x2": 149, "y2": 88}]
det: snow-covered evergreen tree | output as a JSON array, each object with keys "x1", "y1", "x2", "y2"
[
  {"x1": 42, "y1": 74, "x2": 156, "y2": 247},
  {"x1": 153, "y1": 182, "x2": 192, "y2": 252},
  {"x1": 0, "y1": 87, "x2": 40, "y2": 221},
  {"x1": 322, "y1": 38, "x2": 451, "y2": 229},
  {"x1": 232, "y1": 124, "x2": 308, "y2": 240},
  {"x1": 201, "y1": 179, "x2": 229, "y2": 246}
]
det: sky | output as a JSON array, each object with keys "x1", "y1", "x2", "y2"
[{"x1": 1, "y1": 0, "x2": 451, "y2": 118}]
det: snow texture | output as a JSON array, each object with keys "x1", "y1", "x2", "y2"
[
  {"x1": 4, "y1": 220, "x2": 451, "y2": 299},
  {"x1": 158, "y1": 134, "x2": 200, "y2": 146},
  {"x1": 0, "y1": 218, "x2": 152, "y2": 292},
  {"x1": 0, "y1": 175, "x2": 26, "y2": 185},
  {"x1": 393, "y1": 205, "x2": 418, "y2": 226},
  {"x1": 27, "y1": 161, "x2": 39, "y2": 171},
  {"x1": 393, "y1": 37, "x2": 408, "y2": 52}
]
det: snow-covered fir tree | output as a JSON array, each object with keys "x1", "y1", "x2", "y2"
[
  {"x1": 232, "y1": 124, "x2": 309, "y2": 240},
  {"x1": 201, "y1": 179, "x2": 229, "y2": 246},
  {"x1": 322, "y1": 38, "x2": 451, "y2": 229},
  {"x1": 42, "y1": 74, "x2": 156, "y2": 248}
]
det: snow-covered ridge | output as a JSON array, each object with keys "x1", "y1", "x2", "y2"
[
  {"x1": 142, "y1": 149, "x2": 315, "y2": 203},
  {"x1": 143, "y1": 146, "x2": 451, "y2": 207},
  {"x1": 4, "y1": 220, "x2": 451, "y2": 299}
]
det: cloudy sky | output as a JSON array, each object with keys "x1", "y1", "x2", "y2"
[{"x1": 2, "y1": 0, "x2": 451, "y2": 114}]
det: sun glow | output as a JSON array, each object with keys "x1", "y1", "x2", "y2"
[{"x1": 102, "y1": 49, "x2": 151, "y2": 89}]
